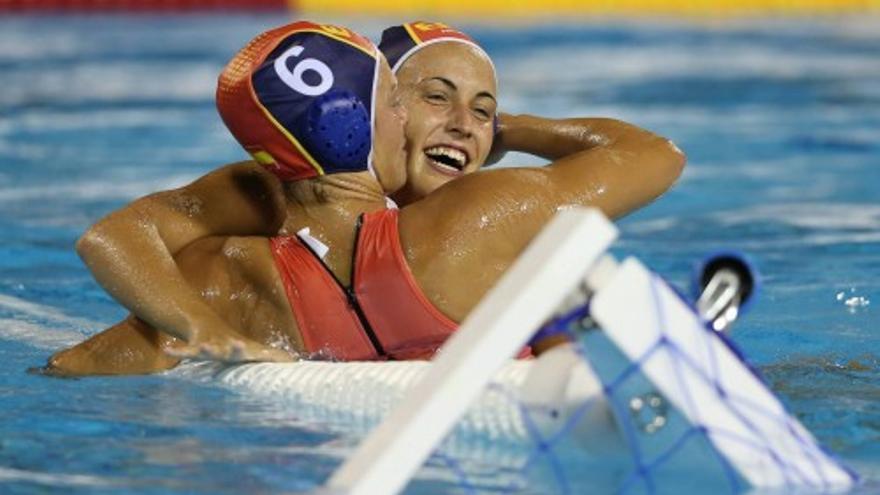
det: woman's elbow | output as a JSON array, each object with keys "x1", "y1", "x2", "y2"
[
  {"x1": 75, "y1": 224, "x2": 112, "y2": 266},
  {"x1": 75, "y1": 208, "x2": 142, "y2": 265},
  {"x1": 664, "y1": 135, "x2": 687, "y2": 171},
  {"x1": 649, "y1": 137, "x2": 687, "y2": 188}
]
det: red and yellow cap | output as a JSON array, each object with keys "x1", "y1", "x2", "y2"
[{"x1": 378, "y1": 21, "x2": 495, "y2": 76}]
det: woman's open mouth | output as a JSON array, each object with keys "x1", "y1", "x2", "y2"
[{"x1": 424, "y1": 145, "x2": 469, "y2": 175}]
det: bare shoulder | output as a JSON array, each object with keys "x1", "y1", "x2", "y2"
[
  {"x1": 394, "y1": 140, "x2": 684, "y2": 320},
  {"x1": 196, "y1": 161, "x2": 283, "y2": 197},
  {"x1": 139, "y1": 161, "x2": 287, "y2": 237},
  {"x1": 399, "y1": 166, "x2": 561, "y2": 258},
  {"x1": 80, "y1": 161, "x2": 287, "y2": 257},
  {"x1": 162, "y1": 161, "x2": 284, "y2": 214},
  {"x1": 397, "y1": 167, "x2": 563, "y2": 320}
]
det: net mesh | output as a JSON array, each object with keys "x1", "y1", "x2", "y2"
[{"x1": 412, "y1": 273, "x2": 855, "y2": 494}]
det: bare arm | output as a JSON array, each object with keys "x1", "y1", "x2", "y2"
[
  {"x1": 76, "y1": 161, "x2": 287, "y2": 344},
  {"x1": 488, "y1": 113, "x2": 684, "y2": 217},
  {"x1": 401, "y1": 125, "x2": 685, "y2": 321}
]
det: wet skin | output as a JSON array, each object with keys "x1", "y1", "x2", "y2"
[
  {"x1": 49, "y1": 60, "x2": 408, "y2": 373},
  {"x1": 47, "y1": 36, "x2": 686, "y2": 376},
  {"x1": 46, "y1": 41, "x2": 501, "y2": 374},
  {"x1": 55, "y1": 42, "x2": 500, "y2": 368}
]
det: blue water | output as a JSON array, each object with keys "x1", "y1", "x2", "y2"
[{"x1": 0, "y1": 13, "x2": 878, "y2": 494}]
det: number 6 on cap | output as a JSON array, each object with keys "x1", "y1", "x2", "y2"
[{"x1": 274, "y1": 45, "x2": 334, "y2": 97}]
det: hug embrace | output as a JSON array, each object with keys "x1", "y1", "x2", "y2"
[{"x1": 46, "y1": 20, "x2": 684, "y2": 376}]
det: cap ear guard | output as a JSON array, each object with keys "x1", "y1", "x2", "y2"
[{"x1": 301, "y1": 89, "x2": 372, "y2": 174}]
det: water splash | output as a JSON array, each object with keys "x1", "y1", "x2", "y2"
[{"x1": 837, "y1": 289, "x2": 871, "y2": 313}]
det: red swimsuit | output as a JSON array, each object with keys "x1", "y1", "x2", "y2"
[{"x1": 270, "y1": 209, "x2": 458, "y2": 360}]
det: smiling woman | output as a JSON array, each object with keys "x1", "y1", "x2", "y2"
[
  {"x1": 44, "y1": 19, "x2": 685, "y2": 375},
  {"x1": 390, "y1": 40, "x2": 498, "y2": 204},
  {"x1": 3, "y1": 10, "x2": 878, "y2": 494}
]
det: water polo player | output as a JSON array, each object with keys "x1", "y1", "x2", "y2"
[{"x1": 47, "y1": 21, "x2": 685, "y2": 375}]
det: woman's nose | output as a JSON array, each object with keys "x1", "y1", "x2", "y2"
[{"x1": 445, "y1": 102, "x2": 474, "y2": 138}]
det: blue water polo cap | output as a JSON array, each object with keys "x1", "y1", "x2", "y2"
[{"x1": 217, "y1": 21, "x2": 380, "y2": 181}]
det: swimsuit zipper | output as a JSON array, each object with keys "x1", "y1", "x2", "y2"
[{"x1": 298, "y1": 215, "x2": 387, "y2": 358}]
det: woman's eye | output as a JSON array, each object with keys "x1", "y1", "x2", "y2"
[
  {"x1": 425, "y1": 93, "x2": 447, "y2": 103},
  {"x1": 474, "y1": 108, "x2": 491, "y2": 120}
]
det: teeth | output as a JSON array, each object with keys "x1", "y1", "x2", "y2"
[{"x1": 425, "y1": 146, "x2": 467, "y2": 168}]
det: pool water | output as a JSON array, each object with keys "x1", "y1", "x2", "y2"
[{"x1": 0, "y1": 13, "x2": 878, "y2": 494}]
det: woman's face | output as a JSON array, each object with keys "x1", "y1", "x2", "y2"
[
  {"x1": 391, "y1": 42, "x2": 498, "y2": 205},
  {"x1": 371, "y1": 58, "x2": 408, "y2": 195}
]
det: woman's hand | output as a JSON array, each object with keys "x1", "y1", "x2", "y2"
[
  {"x1": 166, "y1": 326, "x2": 296, "y2": 364},
  {"x1": 483, "y1": 113, "x2": 510, "y2": 166}
]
